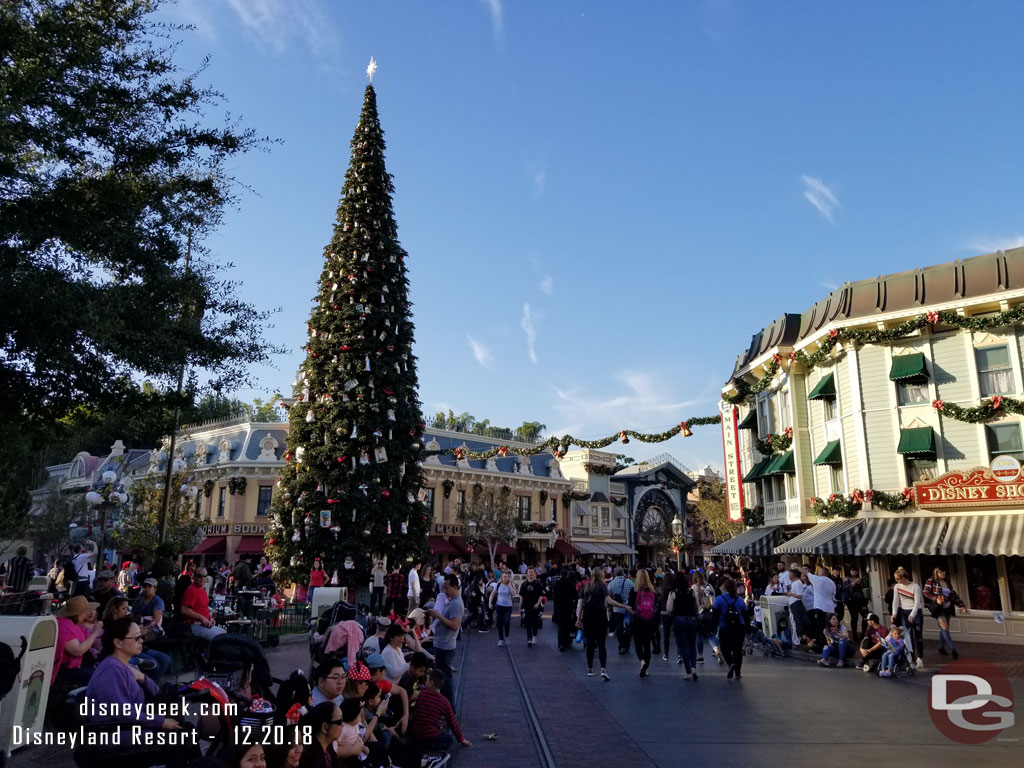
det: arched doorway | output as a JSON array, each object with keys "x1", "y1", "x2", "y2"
[{"x1": 633, "y1": 489, "x2": 678, "y2": 566}]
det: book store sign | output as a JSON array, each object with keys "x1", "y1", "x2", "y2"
[
  {"x1": 914, "y1": 458, "x2": 1023, "y2": 508},
  {"x1": 201, "y1": 523, "x2": 268, "y2": 535}
]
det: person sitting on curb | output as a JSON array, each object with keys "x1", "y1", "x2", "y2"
[
  {"x1": 878, "y1": 626, "x2": 905, "y2": 678},
  {"x1": 770, "y1": 616, "x2": 793, "y2": 656},
  {"x1": 859, "y1": 613, "x2": 889, "y2": 673},
  {"x1": 407, "y1": 669, "x2": 472, "y2": 755},
  {"x1": 817, "y1": 612, "x2": 851, "y2": 668}
]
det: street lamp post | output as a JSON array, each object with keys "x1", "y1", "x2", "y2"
[{"x1": 671, "y1": 513, "x2": 683, "y2": 572}]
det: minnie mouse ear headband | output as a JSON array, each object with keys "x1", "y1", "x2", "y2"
[
  {"x1": 348, "y1": 662, "x2": 371, "y2": 681},
  {"x1": 286, "y1": 703, "x2": 307, "y2": 725}
]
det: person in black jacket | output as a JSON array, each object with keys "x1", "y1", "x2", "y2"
[
  {"x1": 552, "y1": 567, "x2": 578, "y2": 650},
  {"x1": 519, "y1": 567, "x2": 545, "y2": 647}
]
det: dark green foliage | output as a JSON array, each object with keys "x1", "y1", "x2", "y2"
[{"x1": 266, "y1": 86, "x2": 427, "y2": 586}]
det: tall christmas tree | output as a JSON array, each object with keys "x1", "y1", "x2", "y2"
[{"x1": 267, "y1": 62, "x2": 429, "y2": 587}]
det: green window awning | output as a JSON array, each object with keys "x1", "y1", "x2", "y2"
[
  {"x1": 738, "y1": 410, "x2": 758, "y2": 429},
  {"x1": 742, "y1": 458, "x2": 771, "y2": 483},
  {"x1": 807, "y1": 373, "x2": 836, "y2": 400},
  {"x1": 897, "y1": 427, "x2": 936, "y2": 456},
  {"x1": 813, "y1": 440, "x2": 843, "y2": 465},
  {"x1": 889, "y1": 353, "x2": 927, "y2": 381},
  {"x1": 764, "y1": 450, "x2": 795, "y2": 475}
]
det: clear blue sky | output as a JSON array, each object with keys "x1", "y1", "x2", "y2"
[{"x1": 157, "y1": 1, "x2": 1024, "y2": 471}]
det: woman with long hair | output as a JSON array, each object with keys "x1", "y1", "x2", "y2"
[
  {"x1": 298, "y1": 701, "x2": 343, "y2": 768},
  {"x1": 419, "y1": 565, "x2": 437, "y2": 606},
  {"x1": 520, "y1": 567, "x2": 545, "y2": 647},
  {"x1": 667, "y1": 571, "x2": 700, "y2": 680},
  {"x1": 659, "y1": 572, "x2": 674, "y2": 662},
  {"x1": 891, "y1": 566, "x2": 924, "y2": 669},
  {"x1": 629, "y1": 569, "x2": 658, "y2": 677},
  {"x1": 924, "y1": 566, "x2": 964, "y2": 660},
  {"x1": 691, "y1": 570, "x2": 720, "y2": 665},
  {"x1": 488, "y1": 569, "x2": 516, "y2": 647},
  {"x1": 576, "y1": 566, "x2": 630, "y2": 681},
  {"x1": 712, "y1": 577, "x2": 750, "y2": 680}
]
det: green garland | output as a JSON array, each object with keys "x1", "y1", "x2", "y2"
[
  {"x1": 932, "y1": 395, "x2": 1020, "y2": 423},
  {"x1": 583, "y1": 462, "x2": 617, "y2": 475},
  {"x1": 561, "y1": 490, "x2": 591, "y2": 509},
  {"x1": 741, "y1": 505, "x2": 764, "y2": 527},
  {"x1": 809, "y1": 487, "x2": 914, "y2": 517},
  {"x1": 809, "y1": 494, "x2": 860, "y2": 519},
  {"x1": 754, "y1": 427, "x2": 793, "y2": 455},
  {"x1": 728, "y1": 305, "x2": 1024, "y2": 406},
  {"x1": 436, "y1": 416, "x2": 722, "y2": 461},
  {"x1": 516, "y1": 520, "x2": 556, "y2": 534}
]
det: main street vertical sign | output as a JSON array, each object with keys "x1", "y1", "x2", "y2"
[{"x1": 720, "y1": 402, "x2": 744, "y2": 520}]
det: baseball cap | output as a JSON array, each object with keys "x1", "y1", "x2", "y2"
[
  {"x1": 97, "y1": 570, "x2": 115, "y2": 580},
  {"x1": 364, "y1": 653, "x2": 386, "y2": 670},
  {"x1": 143, "y1": 578, "x2": 158, "y2": 587}
]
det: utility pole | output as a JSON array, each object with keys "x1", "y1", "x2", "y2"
[{"x1": 159, "y1": 232, "x2": 192, "y2": 544}]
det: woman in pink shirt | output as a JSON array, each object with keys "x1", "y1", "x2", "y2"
[{"x1": 54, "y1": 595, "x2": 101, "y2": 685}]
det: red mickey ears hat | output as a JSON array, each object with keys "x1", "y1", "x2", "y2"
[{"x1": 348, "y1": 662, "x2": 371, "y2": 681}]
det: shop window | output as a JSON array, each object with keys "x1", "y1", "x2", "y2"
[
  {"x1": 457, "y1": 490, "x2": 466, "y2": 516},
  {"x1": 550, "y1": 499, "x2": 557, "y2": 521},
  {"x1": 194, "y1": 493, "x2": 202, "y2": 519},
  {"x1": 600, "y1": 506, "x2": 610, "y2": 527},
  {"x1": 897, "y1": 380, "x2": 930, "y2": 405},
  {"x1": 976, "y1": 345, "x2": 1015, "y2": 396},
  {"x1": 964, "y1": 555, "x2": 1003, "y2": 612},
  {"x1": 905, "y1": 457, "x2": 937, "y2": 484},
  {"x1": 256, "y1": 486, "x2": 272, "y2": 517},
  {"x1": 423, "y1": 487, "x2": 435, "y2": 513},
  {"x1": 986, "y1": 423, "x2": 1024, "y2": 462},
  {"x1": 576, "y1": 514, "x2": 586, "y2": 528},
  {"x1": 1007, "y1": 556, "x2": 1024, "y2": 613},
  {"x1": 217, "y1": 487, "x2": 226, "y2": 518}
]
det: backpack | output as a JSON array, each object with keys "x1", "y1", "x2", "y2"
[
  {"x1": 723, "y1": 596, "x2": 744, "y2": 629},
  {"x1": 635, "y1": 589, "x2": 657, "y2": 621}
]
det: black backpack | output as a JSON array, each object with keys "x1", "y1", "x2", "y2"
[
  {"x1": 0, "y1": 637, "x2": 26, "y2": 701},
  {"x1": 723, "y1": 596, "x2": 744, "y2": 629}
]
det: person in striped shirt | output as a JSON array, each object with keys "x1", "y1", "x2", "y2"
[
  {"x1": 407, "y1": 669, "x2": 472, "y2": 754},
  {"x1": 890, "y1": 567, "x2": 924, "y2": 670}
]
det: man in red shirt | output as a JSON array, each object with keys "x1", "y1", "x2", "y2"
[
  {"x1": 384, "y1": 563, "x2": 406, "y2": 615},
  {"x1": 180, "y1": 567, "x2": 225, "y2": 640}
]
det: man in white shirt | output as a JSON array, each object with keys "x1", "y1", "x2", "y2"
[
  {"x1": 407, "y1": 560, "x2": 421, "y2": 610},
  {"x1": 803, "y1": 564, "x2": 836, "y2": 648},
  {"x1": 777, "y1": 561, "x2": 792, "y2": 592},
  {"x1": 72, "y1": 546, "x2": 92, "y2": 596},
  {"x1": 785, "y1": 567, "x2": 812, "y2": 646}
]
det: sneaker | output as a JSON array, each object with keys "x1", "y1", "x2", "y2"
[
  {"x1": 697, "y1": 656, "x2": 704, "y2": 664},
  {"x1": 691, "y1": 671, "x2": 698, "y2": 681},
  {"x1": 677, "y1": 655, "x2": 683, "y2": 664},
  {"x1": 478, "y1": 628, "x2": 488, "y2": 633},
  {"x1": 423, "y1": 755, "x2": 450, "y2": 768},
  {"x1": 727, "y1": 664, "x2": 735, "y2": 680},
  {"x1": 837, "y1": 660, "x2": 847, "y2": 668},
  {"x1": 915, "y1": 658, "x2": 924, "y2": 670},
  {"x1": 497, "y1": 640, "x2": 506, "y2": 647},
  {"x1": 817, "y1": 659, "x2": 828, "y2": 666},
  {"x1": 601, "y1": 670, "x2": 610, "y2": 682},
  {"x1": 587, "y1": 669, "x2": 595, "y2": 676},
  {"x1": 662, "y1": 655, "x2": 669, "y2": 662},
  {"x1": 734, "y1": 670, "x2": 742, "y2": 680}
]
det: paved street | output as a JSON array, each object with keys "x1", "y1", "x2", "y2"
[{"x1": 452, "y1": 617, "x2": 1024, "y2": 768}]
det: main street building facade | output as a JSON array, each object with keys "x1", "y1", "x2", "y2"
[{"x1": 716, "y1": 247, "x2": 1024, "y2": 646}]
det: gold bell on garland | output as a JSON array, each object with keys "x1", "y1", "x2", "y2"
[{"x1": 679, "y1": 422, "x2": 693, "y2": 438}]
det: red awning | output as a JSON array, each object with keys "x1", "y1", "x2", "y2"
[
  {"x1": 427, "y1": 536, "x2": 459, "y2": 555},
  {"x1": 550, "y1": 539, "x2": 580, "y2": 556},
  {"x1": 234, "y1": 536, "x2": 266, "y2": 555},
  {"x1": 185, "y1": 536, "x2": 226, "y2": 556},
  {"x1": 494, "y1": 542, "x2": 516, "y2": 556}
]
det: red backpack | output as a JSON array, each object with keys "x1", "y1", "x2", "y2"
[{"x1": 635, "y1": 589, "x2": 657, "y2": 621}]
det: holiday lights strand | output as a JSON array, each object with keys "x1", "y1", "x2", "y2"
[{"x1": 724, "y1": 305, "x2": 1024, "y2": 405}]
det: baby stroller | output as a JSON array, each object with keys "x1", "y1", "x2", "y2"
[
  {"x1": 878, "y1": 644, "x2": 917, "y2": 679},
  {"x1": 200, "y1": 634, "x2": 276, "y2": 700}
]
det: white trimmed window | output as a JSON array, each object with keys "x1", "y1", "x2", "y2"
[{"x1": 977, "y1": 346, "x2": 1015, "y2": 396}]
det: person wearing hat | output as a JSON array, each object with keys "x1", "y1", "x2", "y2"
[
  {"x1": 364, "y1": 653, "x2": 410, "y2": 736},
  {"x1": 89, "y1": 570, "x2": 124, "y2": 616},
  {"x1": 361, "y1": 615, "x2": 391, "y2": 657},
  {"x1": 132, "y1": 578, "x2": 165, "y2": 629},
  {"x1": 342, "y1": 661, "x2": 372, "y2": 701},
  {"x1": 54, "y1": 595, "x2": 102, "y2": 685}
]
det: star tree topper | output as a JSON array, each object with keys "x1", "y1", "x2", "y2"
[{"x1": 366, "y1": 57, "x2": 378, "y2": 83}]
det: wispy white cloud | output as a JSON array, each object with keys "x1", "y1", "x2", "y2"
[
  {"x1": 521, "y1": 303, "x2": 539, "y2": 364},
  {"x1": 801, "y1": 175, "x2": 841, "y2": 223},
  {"x1": 467, "y1": 336, "x2": 493, "y2": 369},
  {"x1": 481, "y1": 0, "x2": 504, "y2": 46},
  {"x1": 169, "y1": 0, "x2": 218, "y2": 40},
  {"x1": 819, "y1": 280, "x2": 839, "y2": 292},
  {"x1": 966, "y1": 234, "x2": 1024, "y2": 254},
  {"x1": 529, "y1": 161, "x2": 546, "y2": 197},
  {"x1": 540, "y1": 275, "x2": 553, "y2": 295},
  {"x1": 552, "y1": 372, "x2": 711, "y2": 431},
  {"x1": 218, "y1": 0, "x2": 340, "y2": 65}
]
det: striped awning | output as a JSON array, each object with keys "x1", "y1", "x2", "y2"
[
  {"x1": 854, "y1": 516, "x2": 949, "y2": 556},
  {"x1": 939, "y1": 515, "x2": 1024, "y2": 557},
  {"x1": 775, "y1": 520, "x2": 864, "y2": 555},
  {"x1": 711, "y1": 526, "x2": 780, "y2": 556}
]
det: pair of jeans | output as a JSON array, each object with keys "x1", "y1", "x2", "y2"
[
  {"x1": 412, "y1": 731, "x2": 454, "y2": 754},
  {"x1": 673, "y1": 616, "x2": 698, "y2": 673},
  {"x1": 719, "y1": 625, "x2": 745, "y2": 673},
  {"x1": 896, "y1": 608, "x2": 923, "y2": 661},
  {"x1": 632, "y1": 618, "x2": 653, "y2": 666},
  {"x1": 523, "y1": 608, "x2": 541, "y2": 641},
  {"x1": 583, "y1": 616, "x2": 608, "y2": 670},
  {"x1": 189, "y1": 622, "x2": 226, "y2": 641},
  {"x1": 132, "y1": 649, "x2": 171, "y2": 681},
  {"x1": 370, "y1": 586, "x2": 385, "y2": 613},
  {"x1": 936, "y1": 609, "x2": 957, "y2": 653},
  {"x1": 821, "y1": 638, "x2": 850, "y2": 663},
  {"x1": 433, "y1": 647, "x2": 456, "y2": 706},
  {"x1": 494, "y1": 604, "x2": 512, "y2": 641},
  {"x1": 880, "y1": 650, "x2": 897, "y2": 671}
]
